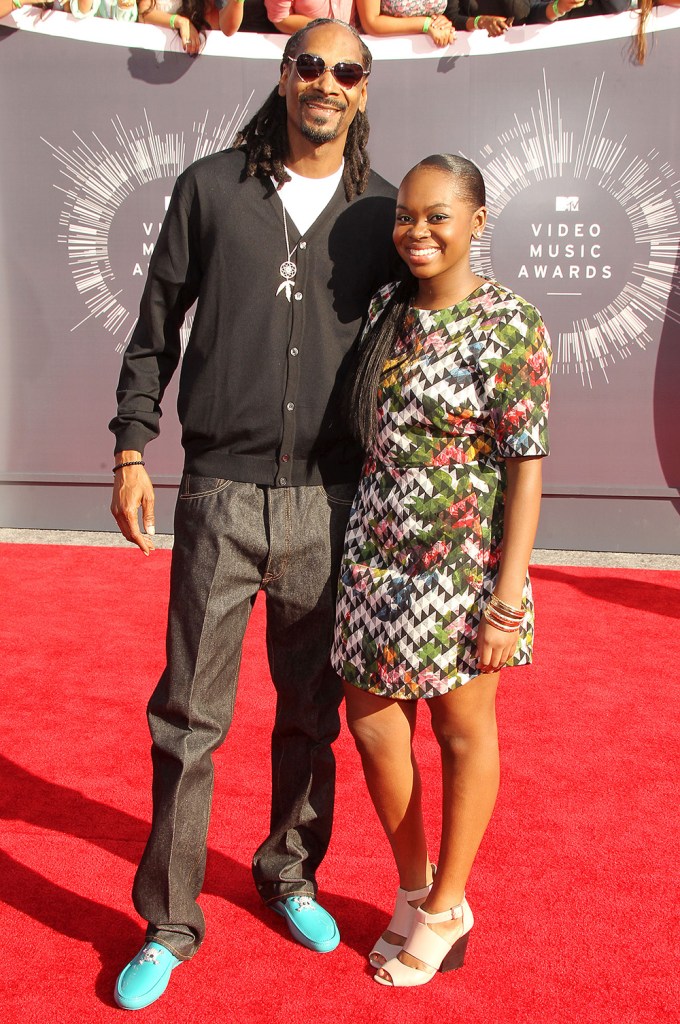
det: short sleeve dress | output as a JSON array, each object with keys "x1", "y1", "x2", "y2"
[{"x1": 331, "y1": 279, "x2": 551, "y2": 700}]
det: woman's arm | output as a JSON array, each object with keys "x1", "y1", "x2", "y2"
[
  {"x1": 66, "y1": 0, "x2": 98, "y2": 15},
  {"x1": 0, "y1": 0, "x2": 29, "y2": 13},
  {"x1": 494, "y1": 456, "x2": 543, "y2": 607},
  {"x1": 476, "y1": 455, "x2": 544, "y2": 671},
  {"x1": 217, "y1": 0, "x2": 244, "y2": 34},
  {"x1": 264, "y1": 0, "x2": 312, "y2": 33},
  {"x1": 138, "y1": 0, "x2": 201, "y2": 53},
  {"x1": 356, "y1": 0, "x2": 454, "y2": 43},
  {"x1": 271, "y1": 12, "x2": 313, "y2": 32}
]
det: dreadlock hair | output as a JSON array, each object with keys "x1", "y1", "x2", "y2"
[
  {"x1": 348, "y1": 154, "x2": 486, "y2": 450},
  {"x1": 233, "y1": 19, "x2": 372, "y2": 201}
]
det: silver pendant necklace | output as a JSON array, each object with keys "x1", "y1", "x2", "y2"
[{"x1": 277, "y1": 205, "x2": 298, "y2": 302}]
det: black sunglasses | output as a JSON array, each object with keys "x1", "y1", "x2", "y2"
[{"x1": 286, "y1": 53, "x2": 369, "y2": 90}]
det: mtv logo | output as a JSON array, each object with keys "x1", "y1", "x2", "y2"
[{"x1": 556, "y1": 196, "x2": 579, "y2": 212}]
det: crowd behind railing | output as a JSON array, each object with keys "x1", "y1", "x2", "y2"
[{"x1": 1, "y1": 0, "x2": 677, "y2": 64}]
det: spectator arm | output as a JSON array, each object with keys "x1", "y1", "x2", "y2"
[
  {"x1": 217, "y1": 0, "x2": 244, "y2": 34},
  {"x1": 444, "y1": 0, "x2": 474, "y2": 30},
  {"x1": 272, "y1": 12, "x2": 313, "y2": 31},
  {"x1": 69, "y1": 0, "x2": 98, "y2": 15},
  {"x1": 137, "y1": 0, "x2": 175, "y2": 24},
  {"x1": 263, "y1": 0, "x2": 313, "y2": 32},
  {"x1": 356, "y1": 0, "x2": 435, "y2": 34}
]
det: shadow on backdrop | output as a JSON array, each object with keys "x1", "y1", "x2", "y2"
[
  {"x1": 127, "y1": 44, "x2": 199, "y2": 85},
  {"x1": 653, "y1": 238, "x2": 680, "y2": 522}
]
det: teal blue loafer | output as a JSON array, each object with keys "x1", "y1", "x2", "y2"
[
  {"x1": 114, "y1": 941, "x2": 182, "y2": 1010},
  {"x1": 272, "y1": 895, "x2": 340, "y2": 953}
]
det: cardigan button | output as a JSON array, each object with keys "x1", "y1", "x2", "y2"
[{"x1": 294, "y1": 292, "x2": 303, "y2": 301}]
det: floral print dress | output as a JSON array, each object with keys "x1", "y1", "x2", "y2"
[
  {"x1": 331, "y1": 280, "x2": 551, "y2": 700},
  {"x1": 379, "y1": 0, "x2": 447, "y2": 15}
]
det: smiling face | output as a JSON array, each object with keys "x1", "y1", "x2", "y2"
[
  {"x1": 394, "y1": 166, "x2": 487, "y2": 301},
  {"x1": 278, "y1": 23, "x2": 368, "y2": 152}
]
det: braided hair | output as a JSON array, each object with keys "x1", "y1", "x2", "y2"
[
  {"x1": 348, "y1": 155, "x2": 486, "y2": 449},
  {"x1": 234, "y1": 19, "x2": 372, "y2": 201}
]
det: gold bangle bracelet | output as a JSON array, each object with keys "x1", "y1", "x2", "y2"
[
  {"x1": 489, "y1": 593, "x2": 524, "y2": 618},
  {"x1": 483, "y1": 609, "x2": 521, "y2": 632}
]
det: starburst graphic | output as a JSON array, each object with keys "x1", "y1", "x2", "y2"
[
  {"x1": 43, "y1": 104, "x2": 253, "y2": 352},
  {"x1": 472, "y1": 72, "x2": 680, "y2": 386}
]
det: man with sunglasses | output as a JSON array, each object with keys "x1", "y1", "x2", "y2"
[{"x1": 110, "y1": 17, "x2": 397, "y2": 1011}]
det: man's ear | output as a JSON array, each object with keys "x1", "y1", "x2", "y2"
[
  {"x1": 278, "y1": 63, "x2": 290, "y2": 98},
  {"x1": 357, "y1": 80, "x2": 368, "y2": 114}
]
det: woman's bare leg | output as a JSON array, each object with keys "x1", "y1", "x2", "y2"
[
  {"x1": 343, "y1": 683, "x2": 433, "y2": 957},
  {"x1": 377, "y1": 671, "x2": 500, "y2": 979}
]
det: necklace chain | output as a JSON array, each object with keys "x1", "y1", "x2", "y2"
[{"x1": 277, "y1": 205, "x2": 298, "y2": 301}]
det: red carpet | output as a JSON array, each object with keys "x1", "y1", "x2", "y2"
[{"x1": 1, "y1": 543, "x2": 678, "y2": 1024}]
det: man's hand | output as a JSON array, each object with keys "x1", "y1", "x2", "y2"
[
  {"x1": 475, "y1": 14, "x2": 513, "y2": 36},
  {"x1": 110, "y1": 451, "x2": 156, "y2": 555},
  {"x1": 549, "y1": 0, "x2": 586, "y2": 18}
]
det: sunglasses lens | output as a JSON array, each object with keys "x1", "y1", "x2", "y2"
[
  {"x1": 295, "y1": 53, "x2": 326, "y2": 82},
  {"x1": 334, "y1": 63, "x2": 364, "y2": 88},
  {"x1": 294, "y1": 54, "x2": 365, "y2": 88}
]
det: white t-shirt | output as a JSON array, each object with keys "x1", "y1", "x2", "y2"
[{"x1": 275, "y1": 163, "x2": 344, "y2": 236}]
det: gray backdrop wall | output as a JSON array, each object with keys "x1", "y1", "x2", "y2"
[{"x1": 1, "y1": 11, "x2": 679, "y2": 551}]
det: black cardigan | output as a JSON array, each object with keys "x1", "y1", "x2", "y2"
[{"x1": 110, "y1": 148, "x2": 397, "y2": 487}]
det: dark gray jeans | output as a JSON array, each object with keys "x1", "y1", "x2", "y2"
[{"x1": 131, "y1": 476, "x2": 354, "y2": 960}]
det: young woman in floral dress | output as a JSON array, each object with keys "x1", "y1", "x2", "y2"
[{"x1": 331, "y1": 153, "x2": 551, "y2": 987}]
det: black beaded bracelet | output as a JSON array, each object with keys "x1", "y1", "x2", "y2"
[{"x1": 112, "y1": 460, "x2": 145, "y2": 472}]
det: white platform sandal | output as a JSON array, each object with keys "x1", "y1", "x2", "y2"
[
  {"x1": 374, "y1": 896, "x2": 473, "y2": 987},
  {"x1": 369, "y1": 879, "x2": 434, "y2": 969}
]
